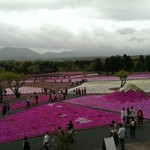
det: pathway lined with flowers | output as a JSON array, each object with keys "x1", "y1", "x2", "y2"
[{"x1": 0, "y1": 94, "x2": 50, "y2": 112}]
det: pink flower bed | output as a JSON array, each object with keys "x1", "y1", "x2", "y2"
[
  {"x1": 0, "y1": 102, "x2": 120, "y2": 143},
  {"x1": 129, "y1": 73, "x2": 150, "y2": 78},
  {"x1": 103, "y1": 90, "x2": 149, "y2": 103},
  {"x1": 82, "y1": 73, "x2": 150, "y2": 82},
  {"x1": 65, "y1": 91, "x2": 150, "y2": 119},
  {"x1": 27, "y1": 73, "x2": 150, "y2": 83}
]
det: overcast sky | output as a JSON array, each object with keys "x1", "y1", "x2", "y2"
[{"x1": 0, "y1": 0, "x2": 150, "y2": 56}]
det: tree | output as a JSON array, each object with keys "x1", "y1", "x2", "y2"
[
  {"x1": 115, "y1": 69, "x2": 128, "y2": 87},
  {"x1": 93, "y1": 58, "x2": 103, "y2": 74},
  {"x1": 4, "y1": 72, "x2": 28, "y2": 98},
  {"x1": 145, "y1": 55, "x2": 150, "y2": 71},
  {"x1": 0, "y1": 67, "x2": 6, "y2": 73},
  {"x1": 135, "y1": 55, "x2": 145, "y2": 71},
  {"x1": 88, "y1": 58, "x2": 103, "y2": 74},
  {"x1": 0, "y1": 73, "x2": 7, "y2": 102},
  {"x1": 104, "y1": 58, "x2": 110, "y2": 76},
  {"x1": 122, "y1": 54, "x2": 134, "y2": 71},
  {"x1": 109, "y1": 56, "x2": 118, "y2": 74},
  {"x1": 27, "y1": 65, "x2": 41, "y2": 74}
]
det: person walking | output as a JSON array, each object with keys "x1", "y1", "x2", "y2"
[
  {"x1": 67, "y1": 120, "x2": 75, "y2": 143},
  {"x1": 137, "y1": 108, "x2": 144, "y2": 126},
  {"x1": 43, "y1": 131, "x2": 50, "y2": 150},
  {"x1": 130, "y1": 117, "x2": 136, "y2": 138},
  {"x1": 118, "y1": 123, "x2": 126, "y2": 150},
  {"x1": 6, "y1": 101, "x2": 10, "y2": 113},
  {"x1": 67, "y1": 120, "x2": 74, "y2": 131},
  {"x1": 23, "y1": 136, "x2": 31, "y2": 150},
  {"x1": 110, "y1": 124, "x2": 117, "y2": 145},
  {"x1": 121, "y1": 108, "x2": 126, "y2": 126},
  {"x1": 26, "y1": 96, "x2": 31, "y2": 108},
  {"x1": 2, "y1": 102, "x2": 7, "y2": 118},
  {"x1": 111, "y1": 120, "x2": 119, "y2": 145},
  {"x1": 130, "y1": 106, "x2": 135, "y2": 118},
  {"x1": 126, "y1": 107, "x2": 131, "y2": 125},
  {"x1": 34, "y1": 92, "x2": 39, "y2": 105}
]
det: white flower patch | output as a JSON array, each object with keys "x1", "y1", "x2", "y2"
[
  {"x1": 47, "y1": 103, "x2": 54, "y2": 106},
  {"x1": 118, "y1": 83, "x2": 143, "y2": 92},
  {"x1": 75, "y1": 117, "x2": 93, "y2": 124},
  {"x1": 68, "y1": 79, "x2": 150, "y2": 94},
  {"x1": 58, "y1": 114, "x2": 67, "y2": 118},
  {"x1": 56, "y1": 105, "x2": 63, "y2": 108},
  {"x1": 6, "y1": 87, "x2": 42, "y2": 94}
]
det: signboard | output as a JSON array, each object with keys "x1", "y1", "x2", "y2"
[{"x1": 102, "y1": 137, "x2": 116, "y2": 150}]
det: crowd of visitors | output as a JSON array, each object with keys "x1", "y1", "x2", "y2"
[
  {"x1": 120, "y1": 106, "x2": 144, "y2": 126},
  {"x1": 52, "y1": 120, "x2": 75, "y2": 150},
  {"x1": 73, "y1": 87, "x2": 86, "y2": 96},
  {"x1": 23, "y1": 120, "x2": 75, "y2": 150},
  {"x1": 23, "y1": 120, "x2": 76, "y2": 150},
  {"x1": 26, "y1": 92, "x2": 39, "y2": 108},
  {"x1": 109, "y1": 106, "x2": 144, "y2": 150},
  {"x1": 48, "y1": 88, "x2": 68, "y2": 102}
]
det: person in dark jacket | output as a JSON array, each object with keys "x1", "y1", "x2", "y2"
[
  {"x1": 130, "y1": 117, "x2": 136, "y2": 138},
  {"x1": 137, "y1": 108, "x2": 144, "y2": 126},
  {"x1": 67, "y1": 120, "x2": 75, "y2": 143},
  {"x1": 2, "y1": 102, "x2": 7, "y2": 118},
  {"x1": 23, "y1": 136, "x2": 31, "y2": 150}
]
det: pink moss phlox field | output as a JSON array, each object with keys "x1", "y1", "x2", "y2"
[
  {"x1": 0, "y1": 95, "x2": 49, "y2": 112},
  {"x1": 102, "y1": 90, "x2": 149, "y2": 103},
  {"x1": 27, "y1": 73, "x2": 150, "y2": 83},
  {"x1": 129, "y1": 73, "x2": 150, "y2": 78},
  {"x1": 0, "y1": 102, "x2": 120, "y2": 143},
  {"x1": 65, "y1": 91, "x2": 150, "y2": 119}
]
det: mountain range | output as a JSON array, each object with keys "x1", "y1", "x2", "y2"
[
  {"x1": 0, "y1": 47, "x2": 146, "y2": 60},
  {"x1": 0, "y1": 47, "x2": 109, "y2": 60}
]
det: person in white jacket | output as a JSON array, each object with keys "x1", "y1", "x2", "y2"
[
  {"x1": 43, "y1": 132, "x2": 50, "y2": 150},
  {"x1": 118, "y1": 123, "x2": 126, "y2": 150},
  {"x1": 121, "y1": 108, "x2": 127, "y2": 125}
]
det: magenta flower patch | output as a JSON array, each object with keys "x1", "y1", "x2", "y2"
[
  {"x1": 65, "y1": 90, "x2": 150, "y2": 119},
  {"x1": 0, "y1": 102, "x2": 120, "y2": 143}
]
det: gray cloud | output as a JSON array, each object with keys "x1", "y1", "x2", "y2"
[
  {"x1": 116, "y1": 28, "x2": 137, "y2": 35},
  {"x1": 0, "y1": 0, "x2": 150, "y2": 56},
  {"x1": 0, "y1": 23, "x2": 75, "y2": 50},
  {"x1": 0, "y1": 0, "x2": 150, "y2": 20},
  {"x1": 0, "y1": 0, "x2": 90, "y2": 10},
  {"x1": 1, "y1": 0, "x2": 150, "y2": 20},
  {"x1": 129, "y1": 37, "x2": 146, "y2": 42},
  {"x1": 95, "y1": 0, "x2": 150, "y2": 21},
  {"x1": 0, "y1": 22, "x2": 149, "y2": 55}
]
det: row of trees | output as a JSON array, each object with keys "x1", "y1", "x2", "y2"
[{"x1": 0, "y1": 54, "x2": 149, "y2": 75}]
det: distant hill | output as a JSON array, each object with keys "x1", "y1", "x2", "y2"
[
  {"x1": 42, "y1": 48, "x2": 115, "y2": 59},
  {"x1": 42, "y1": 51, "x2": 76, "y2": 59},
  {"x1": 0, "y1": 47, "x2": 42, "y2": 60}
]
